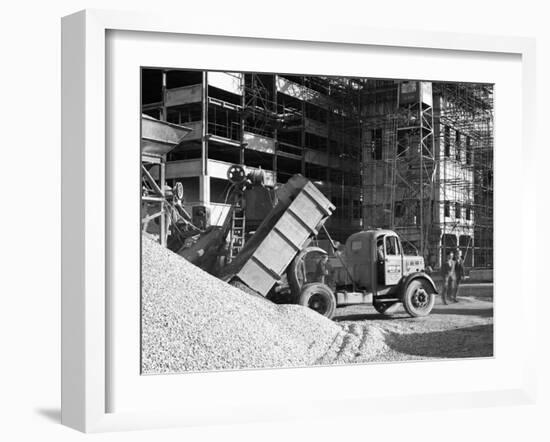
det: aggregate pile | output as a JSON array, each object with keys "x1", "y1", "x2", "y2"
[
  {"x1": 143, "y1": 237, "x2": 352, "y2": 373},
  {"x1": 142, "y1": 236, "x2": 494, "y2": 372},
  {"x1": 142, "y1": 236, "x2": 396, "y2": 373}
]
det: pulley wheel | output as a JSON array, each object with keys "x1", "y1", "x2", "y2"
[
  {"x1": 227, "y1": 165, "x2": 246, "y2": 184},
  {"x1": 173, "y1": 181, "x2": 185, "y2": 202}
]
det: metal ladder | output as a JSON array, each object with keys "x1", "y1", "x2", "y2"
[{"x1": 228, "y1": 205, "x2": 246, "y2": 262}]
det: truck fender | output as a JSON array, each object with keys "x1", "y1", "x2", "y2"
[
  {"x1": 288, "y1": 246, "x2": 327, "y2": 296},
  {"x1": 398, "y1": 272, "x2": 438, "y2": 295}
]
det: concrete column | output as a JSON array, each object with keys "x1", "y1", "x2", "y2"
[
  {"x1": 199, "y1": 175, "x2": 210, "y2": 204},
  {"x1": 161, "y1": 70, "x2": 167, "y2": 122},
  {"x1": 201, "y1": 71, "x2": 208, "y2": 177},
  {"x1": 273, "y1": 75, "x2": 278, "y2": 183},
  {"x1": 201, "y1": 71, "x2": 209, "y2": 205}
]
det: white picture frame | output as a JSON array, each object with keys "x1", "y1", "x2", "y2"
[{"x1": 61, "y1": 9, "x2": 537, "y2": 433}]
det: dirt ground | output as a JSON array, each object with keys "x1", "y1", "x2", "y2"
[{"x1": 332, "y1": 283, "x2": 493, "y2": 361}]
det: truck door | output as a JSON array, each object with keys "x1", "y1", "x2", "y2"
[{"x1": 384, "y1": 235, "x2": 403, "y2": 286}]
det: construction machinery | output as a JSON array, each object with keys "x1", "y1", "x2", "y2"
[
  {"x1": 141, "y1": 119, "x2": 437, "y2": 319},
  {"x1": 286, "y1": 229, "x2": 437, "y2": 318},
  {"x1": 141, "y1": 114, "x2": 195, "y2": 247},
  {"x1": 213, "y1": 171, "x2": 437, "y2": 319},
  {"x1": 218, "y1": 174, "x2": 334, "y2": 295}
]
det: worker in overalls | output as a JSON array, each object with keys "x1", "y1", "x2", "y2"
[
  {"x1": 453, "y1": 249, "x2": 465, "y2": 302},
  {"x1": 315, "y1": 253, "x2": 332, "y2": 286},
  {"x1": 441, "y1": 251, "x2": 456, "y2": 305}
]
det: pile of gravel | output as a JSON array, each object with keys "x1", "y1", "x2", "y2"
[
  {"x1": 142, "y1": 236, "x2": 350, "y2": 373},
  {"x1": 142, "y1": 235, "x2": 494, "y2": 369}
]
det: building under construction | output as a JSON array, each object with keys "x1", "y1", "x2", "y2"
[{"x1": 141, "y1": 69, "x2": 493, "y2": 269}]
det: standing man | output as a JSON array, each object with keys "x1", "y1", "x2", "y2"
[
  {"x1": 441, "y1": 250, "x2": 456, "y2": 305},
  {"x1": 315, "y1": 253, "x2": 332, "y2": 286},
  {"x1": 453, "y1": 249, "x2": 465, "y2": 303}
]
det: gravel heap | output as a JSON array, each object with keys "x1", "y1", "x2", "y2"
[{"x1": 142, "y1": 236, "x2": 349, "y2": 373}]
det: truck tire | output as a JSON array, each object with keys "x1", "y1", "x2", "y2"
[
  {"x1": 298, "y1": 283, "x2": 336, "y2": 319},
  {"x1": 402, "y1": 279, "x2": 435, "y2": 317}
]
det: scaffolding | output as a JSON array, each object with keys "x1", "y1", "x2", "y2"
[
  {"x1": 362, "y1": 80, "x2": 494, "y2": 268},
  {"x1": 324, "y1": 76, "x2": 364, "y2": 239},
  {"x1": 241, "y1": 74, "x2": 364, "y2": 241},
  {"x1": 435, "y1": 83, "x2": 494, "y2": 268},
  {"x1": 361, "y1": 80, "x2": 400, "y2": 230},
  {"x1": 141, "y1": 69, "x2": 494, "y2": 268}
]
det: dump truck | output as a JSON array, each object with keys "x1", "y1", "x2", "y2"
[
  {"x1": 213, "y1": 172, "x2": 438, "y2": 319},
  {"x1": 285, "y1": 230, "x2": 438, "y2": 318}
]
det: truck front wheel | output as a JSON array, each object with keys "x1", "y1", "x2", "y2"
[
  {"x1": 402, "y1": 279, "x2": 435, "y2": 317},
  {"x1": 298, "y1": 283, "x2": 336, "y2": 319}
]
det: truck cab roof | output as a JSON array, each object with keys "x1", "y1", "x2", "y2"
[{"x1": 346, "y1": 229, "x2": 398, "y2": 243}]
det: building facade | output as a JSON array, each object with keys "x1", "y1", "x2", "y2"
[{"x1": 141, "y1": 69, "x2": 493, "y2": 268}]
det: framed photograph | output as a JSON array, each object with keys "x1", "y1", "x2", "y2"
[{"x1": 61, "y1": 9, "x2": 537, "y2": 433}]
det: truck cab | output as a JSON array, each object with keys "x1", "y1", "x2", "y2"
[{"x1": 345, "y1": 230, "x2": 425, "y2": 288}]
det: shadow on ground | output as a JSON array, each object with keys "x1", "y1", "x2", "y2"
[
  {"x1": 334, "y1": 299, "x2": 493, "y2": 322},
  {"x1": 384, "y1": 324, "x2": 493, "y2": 359},
  {"x1": 35, "y1": 407, "x2": 61, "y2": 423},
  {"x1": 430, "y1": 306, "x2": 493, "y2": 318},
  {"x1": 333, "y1": 312, "x2": 408, "y2": 321}
]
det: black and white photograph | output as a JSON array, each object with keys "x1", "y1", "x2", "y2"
[{"x1": 140, "y1": 70, "x2": 494, "y2": 374}]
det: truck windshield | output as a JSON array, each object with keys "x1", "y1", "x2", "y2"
[{"x1": 385, "y1": 236, "x2": 401, "y2": 255}]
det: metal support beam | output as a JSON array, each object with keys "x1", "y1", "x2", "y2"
[
  {"x1": 159, "y1": 160, "x2": 166, "y2": 247},
  {"x1": 201, "y1": 71, "x2": 209, "y2": 204}
]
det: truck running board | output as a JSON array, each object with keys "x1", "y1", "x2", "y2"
[{"x1": 336, "y1": 291, "x2": 373, "y2": 306}]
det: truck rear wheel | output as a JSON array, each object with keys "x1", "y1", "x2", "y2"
[
  {"x1": 402, "y1": 279, "x2": 435, "y2": 317},
  {"x1": 298, "y1": 283, "x2": 336, "y2": 319}
]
